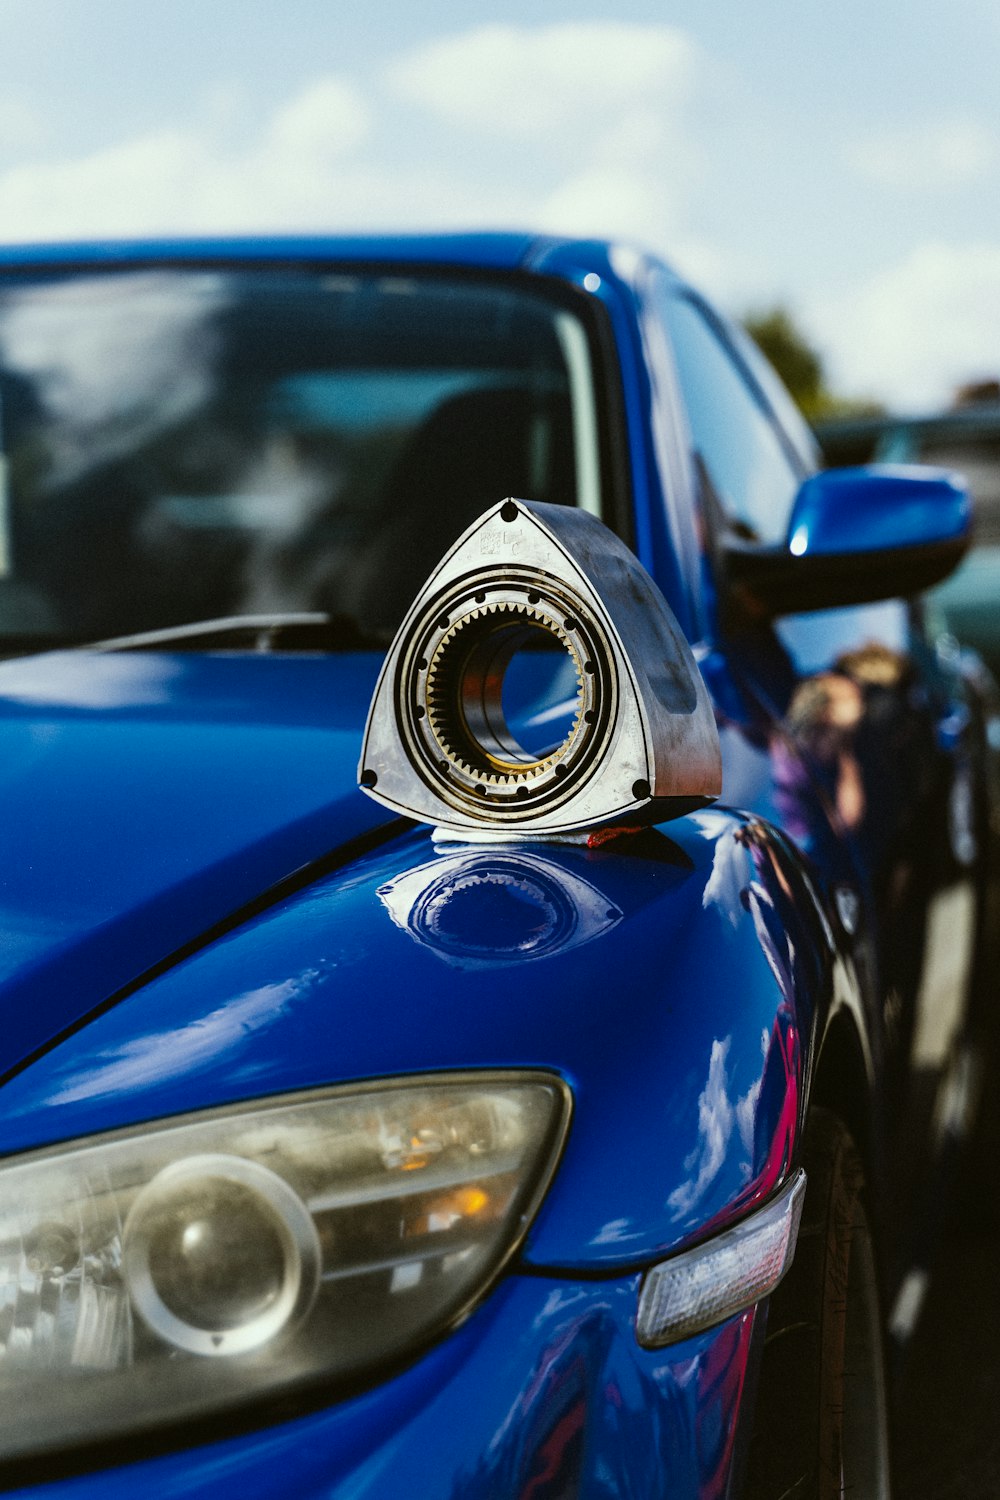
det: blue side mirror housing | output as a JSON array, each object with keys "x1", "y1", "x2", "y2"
[{"x1": 724, "y1": 464, "x2": 972, "y2": 618}]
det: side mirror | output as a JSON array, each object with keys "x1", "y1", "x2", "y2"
[{"x1": 724, "y1": 465, "x2": 972, "y2": 618}]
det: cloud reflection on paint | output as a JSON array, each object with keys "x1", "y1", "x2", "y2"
[
  {"x1": 42, "y1": 973, "x2": 315, "y2": 1105},
  {"x1": 667, "y1": 1034, "x2": 768, "y2": 1223},
  {"x1": 0, "y1": 652, "x2": 183, "y2": 709},
  {"x1": 701, "y1": 828, "x2": 748, "y2": 929}
]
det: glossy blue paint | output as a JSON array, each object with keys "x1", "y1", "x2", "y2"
[
  {"x1": 0, "y1": 232, "x2": 546, "y2": 273},
  {"x1": 787, "y1": 463, "x2": 971, "y2": 557},
  {"x1": 0, "y1": 808, "x2": 825, "y2": 1270},
  {"x1": 0, "y1": 650, "x2": 392, "y2": 1076},
  {"x1": 6, "y1": 1272, "x2": 761, "y2": 1500}
]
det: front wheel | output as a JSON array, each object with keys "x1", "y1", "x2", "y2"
[{"x1": 745, "y1": 1109, "x2": 891, "y2": 1498}]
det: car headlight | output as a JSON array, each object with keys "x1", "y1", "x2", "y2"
[{"x1": 0, "y1": 1073, "x2": 568, "y2": 1461}]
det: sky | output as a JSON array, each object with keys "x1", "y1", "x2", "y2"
[{"x1": 2, "y1": 0, "x2": 999, "y2": 409}]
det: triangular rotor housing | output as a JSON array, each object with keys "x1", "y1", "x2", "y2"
[{"x1": 359, "y1": 499, "x2": 721, "y2": 839}]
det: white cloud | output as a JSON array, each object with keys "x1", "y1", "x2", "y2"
[
  {"x1": 850, "y1": 118, "x2": 996, "y2": 191},
  {"x1": 540, "y1": 162, "x2": 670, "y2": 244},
  {"x1": 0, "y1": 96, "x2": 46, "y2": 154},
  {"x1": 0, "y1": 76, "x2": 372, "y2": 240},
  {"x1": 385, "y1": 22, "x2": 704, "y2": 249},
  {"x1": 0, "y1": 24, "x2": 710, "y2": 262},
  {"x1": 815, "y1": 241, "x2": 1000, "y2": 407},
  {"x1": 385, "y1": 22, "x2": 697, "y2": 146},
  {"x1": 265, "y1": 77, "x2": 370, "y2": 163}
]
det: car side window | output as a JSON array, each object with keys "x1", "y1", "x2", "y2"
[{"x1": 663, "y1": 292, "x2": 803, "y2": 545}]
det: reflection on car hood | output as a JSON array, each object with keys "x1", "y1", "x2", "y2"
[{"x1": 0, "y1": 649, "x2": 395, "y2": 1076}]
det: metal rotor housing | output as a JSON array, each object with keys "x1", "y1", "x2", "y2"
[{"x1": 359, "y1": 498, "x2": 721, "y2": 838}]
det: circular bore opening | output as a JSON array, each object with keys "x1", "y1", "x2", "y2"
[
  {"x1": 460, "y1": 619, "x2": 582, "y2": 768},
  {"x1": 403, "y1": 573, "x2": 616, "y2": 819}
]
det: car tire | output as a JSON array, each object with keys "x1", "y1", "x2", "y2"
[{"x1": 744, "y1": 1109, "x2": 891, "y2": 1499}]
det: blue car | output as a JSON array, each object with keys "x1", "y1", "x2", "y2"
[{"x1": 0, "y1": 234, "x2": 989, "y2": 1498}]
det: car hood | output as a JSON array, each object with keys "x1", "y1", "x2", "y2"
[
  {"x1": 0, "y1": 811, "x2": 818, "y2": 1269},
  {"x1": 0, "y1": 649, "x2": 394, "y2": 1076}
]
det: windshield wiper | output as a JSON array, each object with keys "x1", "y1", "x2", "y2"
[{"x1": 90, "y1": 613, "x2": 385, "y2": 653}]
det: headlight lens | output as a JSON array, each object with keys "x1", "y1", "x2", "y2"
[{"x1": 0, "y1": 1074, "x2": 568, "y2": 1461}]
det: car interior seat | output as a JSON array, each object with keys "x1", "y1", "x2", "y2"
[{"x1": 345, "y1": 383, "x2": 577, "y2": 638}]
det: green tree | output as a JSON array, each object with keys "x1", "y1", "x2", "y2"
[{"x1": 742, "y1": 307, "x2": 882, "y2": 423}]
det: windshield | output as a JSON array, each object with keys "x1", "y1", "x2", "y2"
[{"x1": 0, "y1": 267, "x2": 601, "y2": 651}]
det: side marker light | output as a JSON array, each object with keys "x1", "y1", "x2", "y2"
[{"x1": 636, "y1": 1169, "x2": 806, "y2": 1347}]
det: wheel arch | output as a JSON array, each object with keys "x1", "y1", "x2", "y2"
[{"x1": 808, "y1": 1006, "x2": 881, "y2": 1221}]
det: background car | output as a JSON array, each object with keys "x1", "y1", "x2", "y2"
[
  {"x1": 0, "y1": 235, "x2": 990, "y2": 1498},
  {"x1": 818, "y1": 403, "x2": 1000, "y2": 683}
]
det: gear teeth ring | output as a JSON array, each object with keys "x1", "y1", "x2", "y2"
[
  {"x1": 425, "y1": 598, "x2": 584, "y2": 791},
  {"x1": 401, "y1": 570, "x2": 613, "y2": 822},
  {"x1": 422, "y1": 591, "x2": 593, "y2": 792}
]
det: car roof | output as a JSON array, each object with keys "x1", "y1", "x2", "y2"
[
  {"x1": 0, "y1": 233, "x2": 687, "y2": 305},
  {"x1": 0, "y1": 232, "x2": 570, "y2": 273}
]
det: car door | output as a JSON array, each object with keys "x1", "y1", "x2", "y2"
[{"x1": 652, "y1": 278, "x2": 985, "y2": 1288}]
